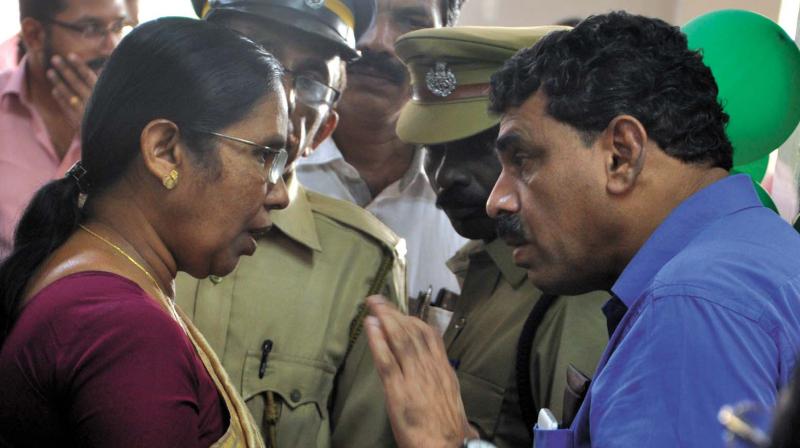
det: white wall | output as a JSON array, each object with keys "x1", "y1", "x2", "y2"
[
  {"x1": 675, "y1": 0, "x2": 780, "y2": 24},
  {"x1": 457, "y1": 0, "x2": 781, "y2": 27},
  {"x1": 0, "y1": 0, "x2": 195, "y2": 40}
]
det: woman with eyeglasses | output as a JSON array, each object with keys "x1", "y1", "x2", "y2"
[{"x1": 0, "y1": 17, "x2": 289, "y2": 447}]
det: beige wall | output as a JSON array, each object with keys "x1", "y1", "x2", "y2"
[
  {"x1": 458, "y1": 0, "x2": 781, "y2": 27},
  {"x1": 675, "y1": 0, "x2": 780, "y2": 24}
]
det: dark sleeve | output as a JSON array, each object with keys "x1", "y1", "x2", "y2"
[{"x1": 55, "y1": 296, "x2": 205, "y2": 447}]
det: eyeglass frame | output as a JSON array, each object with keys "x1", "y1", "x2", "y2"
[
  {"x1": 283, "y1": 68, "x2": 341, "y2": 107},
  {"x1": 192, "y1": 130, "x2": 288, "y2": 185},
  {"x1": 45, "y1": 17, "x2": 127, "y2": 41}
]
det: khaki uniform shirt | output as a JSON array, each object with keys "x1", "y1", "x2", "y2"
[
  {"x1": 443, "y1": 239, "x2": 608, "y2": 447},
  {"x1": 176, "y1": 179, "x2": 407, "y2": 448}
]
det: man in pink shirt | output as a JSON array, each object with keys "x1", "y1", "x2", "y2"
[
  {"x1": 0, "y1": 35, "x2": 22, "y2": 72},
  {"x1": 0, "y1": 0, "x2": 126, "y2": 257}
]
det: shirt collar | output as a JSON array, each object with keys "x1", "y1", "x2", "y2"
[
  {"x1": 303, "y1": 137, "x2": 345, "y2": 166},
  {"x1": 485, "y1": 238, "x2": 529, "y2": 288},
  {"x1": 302, "y1": 136, "x2": 428, "y2": 194},
  {"x1": 611, "y1": 174, "x2": 761, "y2": 307},
  {"x1": 1, "y1": 57, "x2": 30, "y2": 108},
  {"x1": 398, "y1": 145, "x2": 427, "y2": 192},
  {"x1": 270, "y1": 174, "x2": 323, "y2": 252}
]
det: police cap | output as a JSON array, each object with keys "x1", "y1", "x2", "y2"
[
  {"x1": 395, "y1": 26, "x2": 569, "y2": 145},
  {"x1": 192, "y1": 0, "x2": 375, "y2": 60}
]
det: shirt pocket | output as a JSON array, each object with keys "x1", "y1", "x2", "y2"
[
  {"x1": 241, "y1": 352, "x2": 336, "y2": 447},
  {"x1": 458, "y1": 370, "x2": 506, "y2": 439},
  {"x1": 533, "y1": 425, "x2": 574, "y2": 448}
]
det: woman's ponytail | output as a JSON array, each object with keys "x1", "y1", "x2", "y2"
[{"x1": 0, "y1": 172, "x2": 85, "y2": 343}]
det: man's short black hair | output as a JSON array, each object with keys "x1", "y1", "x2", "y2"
[
  {"x1": 443, "y1": 0, "x2": 466, "y2": 27},
  {"x1": 19, "y1": 0, "x2": 66, "y2": 21},
  {"x1": 490, "y1": 11, "x2": 733, "y2": 170}
]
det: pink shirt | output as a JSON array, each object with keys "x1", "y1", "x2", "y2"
[
  {"x1": 0, "y1": 59, "x2": 81, "y2": 257},
  {"x1": 0, "y1": 34, "x2": 20, "y2": 72}
]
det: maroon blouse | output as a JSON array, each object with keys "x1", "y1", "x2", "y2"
[{"x1": 0, "y1": 271, "x2": 228, "y2": 447}]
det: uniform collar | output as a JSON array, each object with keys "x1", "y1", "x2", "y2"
[
  {"x1": 484, "y1": 238, "x2": 529, "y2": 288},
  {"x1": 446, "y1": 239, "x2": 482, "y2": 281},
  {"x1": 446, "y1": 238, "x2": 528, "y2": 288},
  {"x1": 270, "y1": 174, "x2": 323, "y2": 252},
  {"x1": 611, "y1": 174, "x2": 762, "y2": 307}
]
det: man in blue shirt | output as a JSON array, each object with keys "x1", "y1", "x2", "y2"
[{"x1": 362, "y1": 11, "x2": 800, "y2": 448}]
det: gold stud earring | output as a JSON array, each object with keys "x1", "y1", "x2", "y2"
[{"x1": 162, "y1": 169, "x2": 179, "y2": 190}]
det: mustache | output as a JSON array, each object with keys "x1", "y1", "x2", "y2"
[
  {"x1": 495, "y1": 214, "x2": 527, "y2": 243},
  {"x1": 348, "y1": 50, "x2": 406, "y2": 85}
]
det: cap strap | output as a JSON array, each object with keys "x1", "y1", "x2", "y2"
[{"x1": 412, "y1": 82, "x2": 491, "y2": 103}]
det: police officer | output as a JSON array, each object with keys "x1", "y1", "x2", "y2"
[
  {"x1": 393, "y1": 26, "x2": 609, "y2": 447},
  {"x1": 177, "y1": 2, "x2": 407, "y2": 447}
]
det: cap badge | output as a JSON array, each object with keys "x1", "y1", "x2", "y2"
[
  {"x1": 425, "y1": 62, "x2": 457, "y2": 97},
  {"x1": 305, "y1": 0, "x2": 325, "y2": 9}
]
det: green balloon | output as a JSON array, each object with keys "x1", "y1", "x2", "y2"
[
  {"x1": 683, "y1": 10, "x2": 800, "y2": 166},
  {"x1": 731, "y1": 154, "x2": 769, "y2": 182}
]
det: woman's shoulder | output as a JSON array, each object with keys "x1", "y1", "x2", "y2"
[{"x1": 14, "y1": 271, "x2": 186, "y2": 350}]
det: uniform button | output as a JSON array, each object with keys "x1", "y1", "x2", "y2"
[
  {"x1": 209, "y1": 275, "x2": 223, "y2": 285},
  {"x1": 290, "y1": 389, "x2": 302, "y2": 402},
  {"x1": 454, "y1": 317, "x2": 467, "y2": 330}
]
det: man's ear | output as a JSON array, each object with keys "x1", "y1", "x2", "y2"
[
  {"x1": 600, "y1": 115, "x2": 648, "y2": 195},
  {"x1": 308, "y1": 110, "x2": 339, "y2": 155},
  {"x1": 139, "y1": 119, "x2": 185, "y2": 186},
  {"x1": 20, "y1": 18, "x2": 46, "y2": 55}
]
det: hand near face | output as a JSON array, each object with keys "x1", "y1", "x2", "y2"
[
  {"x1": 47, "y1": 53, "x2": 98, "y2": 132},
  {"x1": 365, "y1": 295, "x2": 479, "y2": 448}
]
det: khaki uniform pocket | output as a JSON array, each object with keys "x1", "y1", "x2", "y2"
[
  {"x1": 241, "y1": 352, "x2": 336, "y2": 448},
  {"x1": 458, "y1": 371, "x2": 505, "y2": 439}
]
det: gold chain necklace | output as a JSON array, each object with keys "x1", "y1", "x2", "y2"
[{"x1": 79, "y1": 224, "x2": 184, "y2": 327}]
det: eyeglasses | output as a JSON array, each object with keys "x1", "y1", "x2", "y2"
[
  {"x1": 46, "y1": 17, "x2": 126, "y2": 41},
  {"x1": 198, "y1": 130, "x2": 288, "y2": 185},
  {"x1": 284, "y1": 69, "x2": 341, "y2": 107}
]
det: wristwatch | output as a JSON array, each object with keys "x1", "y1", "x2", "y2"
[{"x1": 461, "y1": 438, "x2": 497, "y2": 448}]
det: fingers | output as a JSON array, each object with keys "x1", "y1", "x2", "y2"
[
  {"x1": 365, "y1": 315, "x2": 414, "y2": 426},
  {"x1": 365, "y1": 315, "x2": 399, "y2": 380},
  {"x1": 47, "y1": 54, "x2": 98, "y2": 131},
  {"x1": 367, "y1": 295, "x2": 433, "y2": 377},
  {"x1": 365, "y1": 297, "x2": 471, "y2": 448},
  {"x1": 50, "y1": 54, "x2": 95, "y2": 99}
]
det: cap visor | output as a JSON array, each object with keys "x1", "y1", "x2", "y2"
[{"x1": 397, "y1": 97, "x2": 500, "y2": 145}]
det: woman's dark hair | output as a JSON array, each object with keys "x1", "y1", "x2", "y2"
[
  {"x1": 489, "y1": 11, "x2": 733, "y2": 170},
  {"x1": 0, "y1": 17, "x2": 284, "y2": 343}
]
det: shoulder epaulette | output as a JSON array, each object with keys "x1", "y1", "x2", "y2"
[{"x1": 306, "y1": 190, "x2": 403, "y2": 255}]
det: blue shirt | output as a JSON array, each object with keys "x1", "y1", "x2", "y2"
[{"x1": 535, "y1": 174, "x2": 800, "y2": 447}]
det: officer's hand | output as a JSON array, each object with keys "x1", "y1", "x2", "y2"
[
  {"x1": 365, "y1": 295, "x2": 478, "y2": 448},
  {"x1": 47, "y1": 53, "x2": 98, "y2": 132}
]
